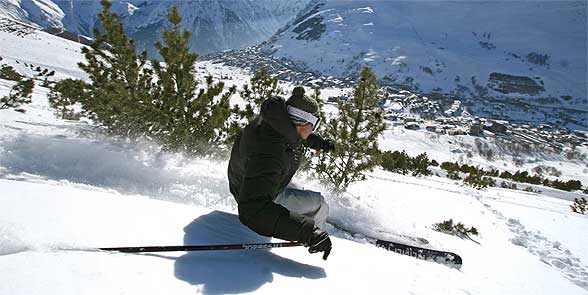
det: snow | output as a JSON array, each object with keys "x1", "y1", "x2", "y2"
[
  {"x1": 1, "y1": 17, "x2": 588, "y2": 295},
  {"x1": 0, "y1": 0, "x2": 64, "y2": 28},
  {"x1": 266, "y1": 1, "x2": 587, "y2": 113},
  {"x1": 0, "y1": 18, "x2": 87, "y2": 80}
]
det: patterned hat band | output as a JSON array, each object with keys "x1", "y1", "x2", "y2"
[{"x1": 287, "y1": 106, "x2": 319, "y2": 126}]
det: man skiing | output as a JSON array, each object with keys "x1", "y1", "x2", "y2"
[{"x1": 228, "y1": 86, "x2": 335, "y2": 260}]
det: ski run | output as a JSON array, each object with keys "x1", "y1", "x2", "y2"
[{"x1": 1, "y1": 16, "x2": 588, "y2": 295}]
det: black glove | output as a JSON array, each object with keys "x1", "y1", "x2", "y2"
[
  {"x1": 320, "y1": 138, "x2": 335, "y2": 153},
  {"x1": 301, "y1": 226, "x2": 332, "y2": 260}
]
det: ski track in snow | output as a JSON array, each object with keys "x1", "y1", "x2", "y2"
[{"x1": 479, "y1": 199, "x2": 588, "y2": 290}]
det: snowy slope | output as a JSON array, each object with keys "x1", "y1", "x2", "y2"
[
  {"x1": 0, "y1": 18, "x2": 87, "y2": 80},
  {"x1": 1, "y1": 88, "x2": 588, "y2": 294},
  {"x1": 263, "y1": 1, "x2": 587, "y2": 111},
  {"x1": 1, "y1": 17, "x2": 588, "y2": 294}
]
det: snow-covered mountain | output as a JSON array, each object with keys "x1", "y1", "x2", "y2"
[
  {"x1": 262, "y1": 1, "x2": 587, "y2": 115},
  {"x1": 0, "y1": 0, "x2": 312, "y2": 55},
  {"x1": 0, "y1": 0, "x2": 135, "y2": 32},
  {"x1": 122, "y1": 0, "x2": 312, "y2": 56}
]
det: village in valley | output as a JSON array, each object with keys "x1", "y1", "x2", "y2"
[{"x1": 206, "y1": 45, "x2": 588, "y2": 156}]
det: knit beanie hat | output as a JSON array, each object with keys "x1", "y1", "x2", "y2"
[{"x1": 286, "y1": 86, "x2": 320, "y2": 126}]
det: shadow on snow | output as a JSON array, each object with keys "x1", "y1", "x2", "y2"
[{"x1": 174, "y1": 211, "x2": 326, "y2": 294}]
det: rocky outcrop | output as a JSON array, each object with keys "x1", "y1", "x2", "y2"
[{"x1": 487, "y1": 73, "x2": 545, "y2": 95}]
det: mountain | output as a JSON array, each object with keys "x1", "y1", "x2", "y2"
[
  {"x1": 0, "y1": 0, "x2": 312, "y2": 55},
  {"x1": 262, "y1": 0, "x2": 587, "y2": 126},
  {"x1": 122, "y1": 0, "x2": 312, "y2": 56},
  {"x1": 0, "y1": 0, "x2": 135, "y2": 32}
]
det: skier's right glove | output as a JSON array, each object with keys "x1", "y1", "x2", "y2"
[{"x1": 301, "y1": 225, "x2": 332, "y2": 260}]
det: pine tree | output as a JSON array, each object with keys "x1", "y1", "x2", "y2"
[
  {"x1": 77, "y1": 0, "x2": 154, "y2": 138},
  {"x1": 411, "y1": 153, "x2": 432, "y2": 176},
  {"x1": 0, "y1": 65, "x2": 23, "y2": 81},
  {"x1": 239, "y1": 67, "x2": 281, "y2": 121},
  {"x1": 313, "y1": 67, "x2": 385, "y2": 192},
  {"x1": 381, "y1": 150, "x2": 411, "y2": 175},
  {"x1": 226, "y1": 67, "x2": 281, "y2": 146},
  {"x1": 48, "y1": 78, "x2": 86, "y2": 119},
  {"x1": 151, "y1": 6, "x2": 236, "y2": 156},
  {"x1": 0, "y1": 79, "x2": 34, "y2": 110}
]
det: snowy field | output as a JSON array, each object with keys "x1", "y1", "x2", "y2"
[{"x1": 1, "y1": 18, "x2": 588, "y2": 295}]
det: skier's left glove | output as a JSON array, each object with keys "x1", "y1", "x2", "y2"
[{"x1": 320, "y1": 138, "x2": 335, "y2": 153}]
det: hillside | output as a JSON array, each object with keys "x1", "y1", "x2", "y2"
[{"x1": 1, "y1": 16, "x2": 588, "y2": 295}]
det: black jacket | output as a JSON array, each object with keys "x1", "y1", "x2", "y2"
[{"x1": 227, "y1": 97, "x2": 325, "y2": 241}]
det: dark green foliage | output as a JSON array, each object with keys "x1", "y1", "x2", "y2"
[
  {"x1": 498, "y1": 167, "x2": 583, "y2": 193},
  {"x1": 0, "y1": 79, "x2": 34, "y2": 110},
  {"x1": 433, "y1": 219, "x2": 479, "y2": 238},
  {"x1": 381, "y1": 150, "x2": 411, "y2": 175},
  {"x1": 570, "y1": 197, "x2": 587, "y2": 214},
  {"x1": 440, "y1": 160, "x2": 581, "y2": 193},
  {"x1": 0, "y1": 65, "x2": 23, "y2": 81},
  {"x1": 238, "y1": 67, "x2": 281, "y2": 122},
  {"x1": 48, "y1": 78, "x2": 85, "y2": 120},
  {"x1": 511, "y1": 171, "x2": 542, "y2": 185},
  {"x1": 464, "y1": 172, "x2": 496, "y2": 189},
  {"x1": 549, "y1": 179, "x2": 583, "y2": 192},
  {"x1": 430, "y1": 159, "x2": 439, "y2": 167},
  {"x1": 380, "y1": 150, "x2": 432, "y2": 176},
  {"x1": 441, "y1": 161, "x2": 460, "y2": 172},
  {"x1": 441, "y1": 161, "x2": 497, "y2": 177},
  {"x1": 499, "y1": 171, "x2": 513, "y2": 179},
  {"x1": 411, "y1": 153, "x2": 433, "y2": 176},
  {"x1": 227, "y1": 67, "x2": 281, "y2": 145},
  {"x1": 71, "y1": 3, "x2": 236, "y2": 156},
  {"x1": 77, "y1": 0, "x2": 154, "y2": 138},
  {"x1": 313, "y1": 67, "x2": 385, "y2": 192},
  {"x1": 487, "y1": 168, "x2": 500, "y2": 177},
  {"x1": 459, "y1": 164, "x2": 482, "y2": 175},
  {"x1": 149, "y1": 6, "x2": 236, "y2": 155}
]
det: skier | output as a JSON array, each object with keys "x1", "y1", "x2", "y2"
[{"x1": 228, "y1": 86, "x2": 335, "y2": 260}]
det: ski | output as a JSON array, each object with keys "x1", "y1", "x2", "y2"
[
  {"x1": 376, "y1": 239, "x2": 462, "y2": 269},
  {"x1": 328, "y1": 222, "x2": 462, "y2": 268},
  {"x1": 328, "y1": 221, "x2": 429, "y2": 246}
]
